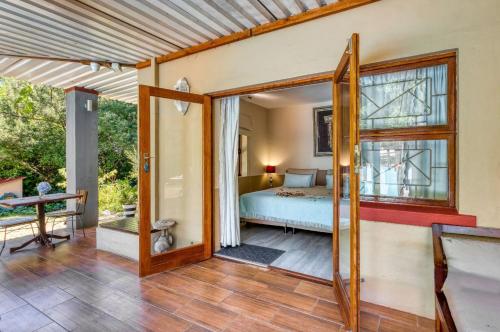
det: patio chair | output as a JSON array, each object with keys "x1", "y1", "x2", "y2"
[
  {"x1": 47, "y1": 189, "x2": 87, "y2": 238},
  {"x1": 0, "y1": 216, "x2": 38, "y2": 255}
]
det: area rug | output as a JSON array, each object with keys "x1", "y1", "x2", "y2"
[{"x1": 216, "y1": 243, "x2": 285, "y2": 266}]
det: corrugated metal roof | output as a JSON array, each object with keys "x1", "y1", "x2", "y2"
[
  {"x1": 0, "y1": 56, "x2": 137, "y2": 103},
  {"x1": 0, "y1": 0, "x2": 340, "y2": 103}
]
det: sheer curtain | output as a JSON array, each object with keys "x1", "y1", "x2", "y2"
[{"x1": 219, "y1": 96, "x2": 240, "y2": 247}]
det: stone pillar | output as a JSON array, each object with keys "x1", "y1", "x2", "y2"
[{"x1": 65, "y1": 87, "x2": 99, "y2": 229}]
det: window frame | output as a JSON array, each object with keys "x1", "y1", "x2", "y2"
[{"x1": 359, "y1": 53, "x2": 457, "y2": 210}]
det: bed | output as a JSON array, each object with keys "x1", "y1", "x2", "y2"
[{"x1": 239, "y1": 185, "x2": 350, "y2": 233}]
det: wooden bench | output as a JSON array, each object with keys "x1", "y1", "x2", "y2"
[
  {"x1": 0, "y1": 216, "x2": 38, "y2": 254},
  {"x1": 432, "y1": 224, "x2": 500, "y2": 332}
]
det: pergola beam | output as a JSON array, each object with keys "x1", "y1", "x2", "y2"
[{"x1": 137, "y1": 0, "x2": 379, "y2": 67}]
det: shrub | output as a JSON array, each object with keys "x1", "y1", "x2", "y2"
[{"x1": 98, "y1": 178, "x2": 137, "y2": 213}]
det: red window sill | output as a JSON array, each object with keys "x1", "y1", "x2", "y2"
[{"x1": 359, "y1": 202, "x2": 476, "y2": 227}]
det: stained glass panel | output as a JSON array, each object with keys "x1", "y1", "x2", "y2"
[
  {"x1": 360, "y1": 64, "x2": 448, "y2": 129},
  {"x1": 360, "y1": 139, "x2": 448, "y2": 200}
]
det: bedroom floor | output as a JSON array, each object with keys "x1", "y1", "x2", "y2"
[{"x1": 240, "y1": 224, "x2": 333, "y2": 280}]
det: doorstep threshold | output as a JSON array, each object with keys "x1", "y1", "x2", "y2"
[{"x1": 213, "y1": 252, "x2": 268, "y2": 268}]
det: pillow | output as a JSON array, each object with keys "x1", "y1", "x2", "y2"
[
  {"x1": 442, "y1": 236, "x2": 500, "y2": 282},
  {"x1": 326, "y1": 174, "x2": 333, "y2": 189},
  {"x1": 283, "y1": 173, "x2": 313, "y2": 188},
  {"x1": 286, "y1": 168, "x2": 318, "y2": 186},
  {"x1": 316, "y1": 170, "x2": 327, "y2": 186}
]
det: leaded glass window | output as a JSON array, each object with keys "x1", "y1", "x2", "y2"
[
  {"x1": 360, "y1": 140, "x2": 448, "y2": 201},
  {"x1": 359, "y1": 54, "x2": 456, "y2": 208},
  {"x1": 360, "y1": 64, "x2": 448, "y2": 130}
]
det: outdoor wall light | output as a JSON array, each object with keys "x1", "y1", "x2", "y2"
[
  {"x1": 89, "y1": 62, "x2": 100, "y2": 72},
  {"x1": 85, "y1": 99, "x2": 95, "y2": 112},
  {"x1": 174, "y1": 77, "x2": 190, "y2": 115},
  {"x1": 111, "y1": 62, "x2": 122, "y2": 72}
]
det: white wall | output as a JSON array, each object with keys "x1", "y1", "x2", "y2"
[
  {"x1": 268, "y1": 102, "x2": 332, "y2": 173},
  {"x1": 139, "y1": 0, "x2": 500, "y2": 318}
]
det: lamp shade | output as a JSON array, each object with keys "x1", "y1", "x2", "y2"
[{"x1": 265, "y1": 165, "x2": 276, "y2": 173}]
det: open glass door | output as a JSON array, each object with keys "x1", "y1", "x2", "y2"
[
  {"x1": 138, "y1": 85, "x2": 212, "y2": 277},
  {"x1": 332, "y1": 33, "x2": 360, "y2": 331}
]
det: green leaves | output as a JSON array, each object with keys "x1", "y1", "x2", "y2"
[
  {"x1": 0, "y1": 78, "x2": 137, "y2": 203},
  {"x1": 98, "y1": 98, "x2": 137, "y2": 180}
]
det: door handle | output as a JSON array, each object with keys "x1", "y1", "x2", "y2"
[{"x1": 143, "y1": 153, "x2": 155, "y2": 173}]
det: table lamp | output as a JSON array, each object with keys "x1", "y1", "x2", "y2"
[{"x1": 265, "y1": 165, "x2": 276, "y2": 187}]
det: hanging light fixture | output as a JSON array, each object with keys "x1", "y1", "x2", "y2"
[
  {"x1": 111, "y1": 62, "x2": 122, "y2": 72},
  {"x1": 89, "y1": 62, "x2": 100, "y2": 72}
]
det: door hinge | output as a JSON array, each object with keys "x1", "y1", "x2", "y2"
[{"x1": 346, "y1": 38, "x2": 353, "y2": 55}]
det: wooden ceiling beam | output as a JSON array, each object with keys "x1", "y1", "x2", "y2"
[{"x1": 136, "y1": 0, "x2": 379, "y2": 68}]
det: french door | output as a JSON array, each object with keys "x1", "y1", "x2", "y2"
[
  {"x1": 332, "y1": 33, "x2": 361, "y2": 331},
  {"x1": 138, "y1": 85, "x2": 212, "y2": 277}
]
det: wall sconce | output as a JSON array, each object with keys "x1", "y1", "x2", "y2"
[
  {"x1": 111, "y1": 62, "x2": 122, "y2": 72},
  {"x1": 174, "y1": 77, "x2": 190, "y2": 115},
  {"x1": 265, "y1": 165, "x2": 276, "y2": 187},
  {"x1": 85, "y1": 99, "x2": 96, "y2": 112},
  {"x1": 89, "y1": 62, "x2": 100, "y2": 72}
]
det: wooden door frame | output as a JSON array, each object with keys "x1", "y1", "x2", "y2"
[
  {"x1": 332, "y1": 33, "x2": 361, "y2": 331},
  {"x1": 138, "y1": 85, "x2": 213, "y2": 277},
  {"x1": 204, "y1": 48, "x2": 454, "y2": 330}
]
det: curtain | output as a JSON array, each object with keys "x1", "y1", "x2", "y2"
[{"x1": 219, "y1": 96, "x2": 240, "y2": 247}]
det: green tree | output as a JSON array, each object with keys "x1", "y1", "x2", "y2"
[
  {"x1": 0, "y1": 77, "x2": 137, "y2": 203},
  {"x1": 98, "y1": 98, "x2": 137, "y2": 180},
  {"x1": 0, "y1": 77, "x2": 66, "y2": 195}
]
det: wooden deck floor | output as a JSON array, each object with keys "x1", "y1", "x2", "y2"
[{"x1": 0, "y1": 228, "x2": 433, "y2": 331}]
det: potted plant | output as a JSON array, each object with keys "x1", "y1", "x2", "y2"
[
  {"x1": 37, "y1": 182, "x2": 52, "y2": 197},
  {"x1": 121, "y1": 183, "x2": 138, "y2": 217}
]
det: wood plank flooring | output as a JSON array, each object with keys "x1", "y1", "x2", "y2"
[
  {"x1": 240, "y1": 224, "x2": 333, "y2": 280},
  {"x1": 0, "y1": 227, "x2": 434, "y2": 331}
]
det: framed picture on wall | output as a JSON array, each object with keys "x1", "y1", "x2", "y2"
[{"x1": 313, "y1": 106, "x2": 333, "y2": 156}]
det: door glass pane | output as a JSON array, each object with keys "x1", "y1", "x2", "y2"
[
  {"x1": 151, "y1": 98, "x2": 203, "y2": 256},
  {"x1": 360, "y1": 139, "x2": 448, "y2": 200},
  {"x1": 360, "y1": 64, "x2": 448, "y2": 130},
  {"x1": 339, "y1": 78, "x2": 351, "y2": 289}
]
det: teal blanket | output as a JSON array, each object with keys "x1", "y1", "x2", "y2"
[{"x1": 239, "y1": 186, "x2": 350, "y2": 231}]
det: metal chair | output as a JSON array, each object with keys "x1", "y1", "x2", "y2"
[
  {"x1": 47, "y1": 190, "x2": 88, "y2": 238},
  {"x1": 0, "y1": 216, "x2": 38, "y2": 255}
]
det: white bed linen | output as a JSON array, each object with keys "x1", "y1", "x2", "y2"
[{"x1": 239, "y1": 186, "x2": 350, "y2": 231}]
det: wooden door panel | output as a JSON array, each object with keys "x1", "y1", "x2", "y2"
[
  {"x1": 138, "y1": 85, "x2": 212, "y2": 277},
  {"x1": 332, "y1": 33, "x2": 361, "y2": 331}
]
